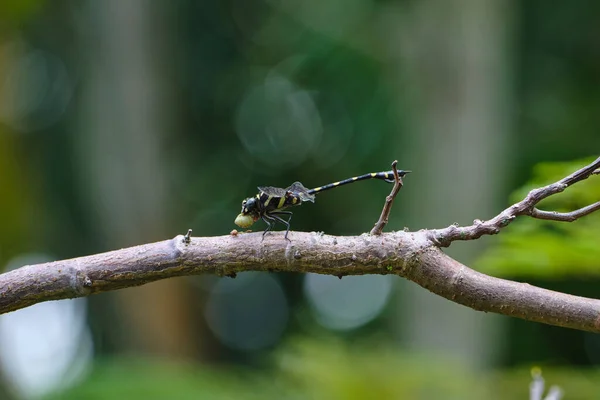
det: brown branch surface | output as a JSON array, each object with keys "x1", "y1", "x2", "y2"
[
  {"x1": 2, "y1": 231, "x2": 600, "y2": 332},
  {"x1": 430, "y1": 156, "x2": 600, "y2": 247},
  {"x1": 1, "y1": 157, "x2": 600, "y2": 333}
]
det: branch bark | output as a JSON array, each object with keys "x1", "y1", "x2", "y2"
[{"x1": 1, "y1": 157, "x2": 600, "y2": 332}]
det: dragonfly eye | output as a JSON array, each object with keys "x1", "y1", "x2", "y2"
[
  {"x1": 245, "y1": 197, "x2": 256, "y2": 209},
  {"x1": 241, "y1": 197, "x2": 258, "y2": 214}
]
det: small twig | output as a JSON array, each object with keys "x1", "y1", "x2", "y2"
[
  {"x1": 183, "y1": 229, "x2": 192, "y2": 244},
  {"x1": 430, "y1": 156, "x2": 600, "y2": 247},
  {"x1": 370, "y1": 160, "x2": 404, "y2": 236},
  {"x1": 559, "y1": 157, "x2": 600, "y2": 186},
  {"x1": 530, "y1": 201, "x2": 600, "y2": 222}
]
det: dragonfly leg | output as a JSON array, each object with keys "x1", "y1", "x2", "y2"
[
  {"x1": 270, "y1": 211, "x2": 293, "y2": 241},
  {"x1": 272, "y1": 211, "x2": 293, "y2": 220},
  {"x1": 261, "y1": 214, "x2": 276, "y2": 240}
]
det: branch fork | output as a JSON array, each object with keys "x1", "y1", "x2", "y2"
[{"x1": 430, "y1": 156, "x2": 600, "y2": 247}]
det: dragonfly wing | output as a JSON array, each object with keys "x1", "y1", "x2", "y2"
[
  {"x1": 257, "y1": 186, "x2": 288, "y2": 197},
  {"x1": 286, "y1": 182, "x2": 315, "y2": 203}
]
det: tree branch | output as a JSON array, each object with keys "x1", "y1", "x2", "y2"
[
  {"x1": 3, "y1": 231, "x2": 600, "y2": 332},
  {"x1": 2, "y1": 157, "x2": 600, "y2": 333},
  {"x1": 429, "y1": 156, "x2": 600, "y2": 247}
]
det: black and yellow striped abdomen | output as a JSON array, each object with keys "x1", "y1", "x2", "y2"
[{"x1": 307, "y1": 170, "x2": 407, "y2": 195}]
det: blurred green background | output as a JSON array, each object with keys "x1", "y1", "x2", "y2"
[{"x1": 1, "y1": 0, "x2": 600, "y2": 398}]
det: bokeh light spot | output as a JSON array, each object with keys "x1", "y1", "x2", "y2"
[
  {"x1": 205, "y1": 272, "x2": 288, "y2": 351},
  {"x1": 235, "y1": 73, "x2": 322, "y2": 169},
  {"x1": 0, "y1": 254, "x2": 92, "y2": 398},
  {"x1": 304, "y1": 273, "x2": 393, "y2": 331},
  {"x1": 0, "y1": 42, "x2": 73, "y2": 133}
]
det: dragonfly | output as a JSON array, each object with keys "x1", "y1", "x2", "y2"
[{"x1": 234, "y1": 169, "x2": 410, "y2": 239}]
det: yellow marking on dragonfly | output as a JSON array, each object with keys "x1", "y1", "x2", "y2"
[
  {"x1": 313, "y1": 186, "x2": 322, "y2": 192},
  {"x1": 333, "y1": 181, "x2": 340, "y2": 186},
  {"x1": 264, "y1": 195, "x2": 273, "y2": 207},
  {"x1": 384, "y1": 172, "x2": 389, "y2": 179},
  {"x1": 292, "y1": 197, "x2": 298, "y2": 204},
  {"x1": 277, "y1": 196, "x2": 286, "y2": 209},
  {"x1": 371, "y1": 173, "x2": 376, "y2": 177},
  {"x1": 352, "y1": 176, "x2": 358, "y2": 181}
]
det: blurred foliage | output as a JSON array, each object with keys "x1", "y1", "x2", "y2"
[
  {"x1": 278, "y1": 337, "x2": 486, "y2": 399},
  {"x1": 43, "y1": 358, "x2": 278, "y2": 400},
  {"x1": 0, "y1": 0, "x2": 43, "y2": 31},
  {"x1": 45, "y1": 337, "x2": 600, "y2": 400},
  {"x1": 0, "y1": 137, "x2": 32, "y2": 261},
  {"x1": 476, "y1": 157, "x2": 600, "y2": 277}
]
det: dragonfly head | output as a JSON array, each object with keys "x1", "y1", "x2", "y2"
[{"x1": 235, "y1": 197, "x2": 260, "y2": 228}]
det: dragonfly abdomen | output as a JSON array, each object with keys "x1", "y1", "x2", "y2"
[{"x1": 308, "y1": 170, "x2": 407, "y2": 195}]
